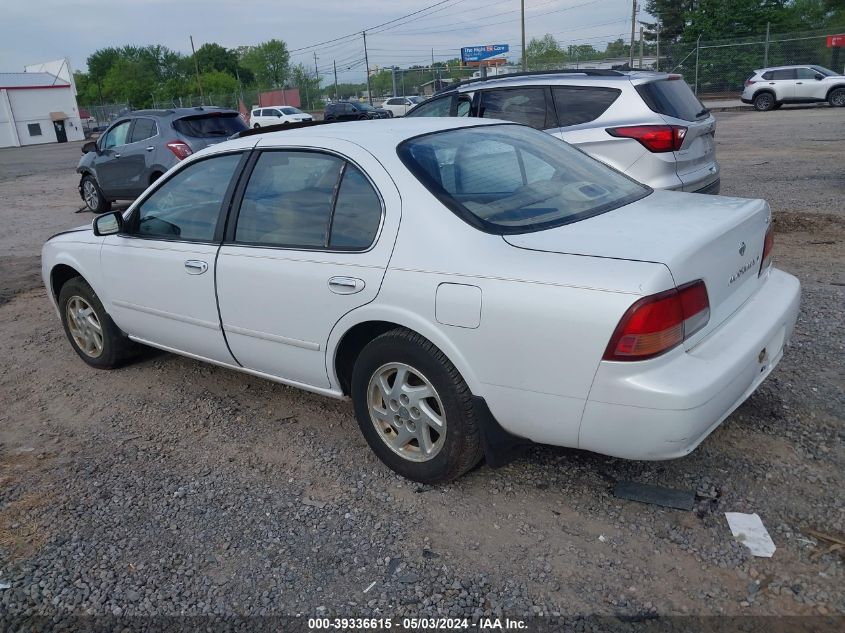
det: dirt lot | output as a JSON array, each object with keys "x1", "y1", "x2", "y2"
[{"x1": 0, "y1": 109, "x2": 843, "y2": 628}]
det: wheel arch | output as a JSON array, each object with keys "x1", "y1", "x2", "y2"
[
  {"x1": 327, "y1": 308, "x2": 482, "y2": 398},
  {"x1": 754, "y1": 88, "x2": 776, "y2": 100},
  {"x1": 825, "y1": 84, "x2": 845, "y2": 99},
  {"x1": 50, "y1": 263, "x2": 83, "y2": 301}
]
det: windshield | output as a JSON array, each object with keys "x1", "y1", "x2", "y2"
[
  {"x1": 173, "y1": 112, "x2": 247, "y2": 137},
  {"x1": 281, "y1": 107, "x2": 302, "y2": 115},
  {"x1": 398, "y1": 124, "x2": 650, "y2": 234},
  {"x1": 811, "y1": 65, "x2": 840, "y2": 76}
]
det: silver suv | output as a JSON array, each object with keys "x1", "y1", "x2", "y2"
[
  {"x1": 406, "y1": 70, "x2": 720, "y2": 194},
  {"x1": 741, "y1": 65, "x2": 845, "y2": 111}
]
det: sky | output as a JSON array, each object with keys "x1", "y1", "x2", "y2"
[{"x1": 0, "y1": 0, "x2": 647, "y2": 82}]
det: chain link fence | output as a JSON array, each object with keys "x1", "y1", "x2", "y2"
[{"x1": 664, "y1": 28, "x2": 843, "y2": 97}]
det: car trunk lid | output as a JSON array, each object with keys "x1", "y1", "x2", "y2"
[{"x1": 503, "y1": 190, "x2": 772, "y2": 344}]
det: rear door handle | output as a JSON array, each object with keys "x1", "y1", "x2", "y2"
[
  {"x1": 145, "y1": 146, "x2": 155, "y2": 151},
  {"x1": 796, "y1": 82, "x2": 803, "y2": 85},
  {"x1": 113, "y1": 152, "x2": 121, "y2": 158},
  {"x1": 328, "y1": 276, "x2": 365, "y2": 294},
  {"x1": 184, "y1": 260, "x2": 208, "y2": 274}
]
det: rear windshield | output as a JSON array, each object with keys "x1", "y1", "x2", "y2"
[
  {"x1": 173, "y1": 112, "x2": 247, "y2": 138},
  {"x1": 397, "y1": 124, "x2": 649, "y2": 234},
  {"x1": 636, "y1": 78, "x2": 707, "y2": 122}
]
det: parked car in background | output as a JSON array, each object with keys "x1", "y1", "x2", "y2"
[
  {"x1": 45, "y1": 118, "x2": 799, "y2": 483},
  {"x1": 324, "y1": 101, "x2": 392, "y2": 121},
  {"x1": 381, "y1": 96, "x2": 424, "y2": 117},
  {"x1": 406, "y1": 70, "x2": 720, "y2": 194},
  {"x1": 77, "y1": 107, "x2": 247, "y2": 213},
  {"x1": 250, "y1": 106, "x2": 313, "y2": 127},
  {"x1": 741, "y1": 65, "x2": 845, "y2": 111}
]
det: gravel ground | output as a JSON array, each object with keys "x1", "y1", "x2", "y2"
[{"x1": 0, "y1": 108, "x2": 843, "y2": 630}]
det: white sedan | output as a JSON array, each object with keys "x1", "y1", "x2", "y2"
[
  {"x1": 42, "y1": 118, "x2": 801, "y2": 483},
  {"x1": 250, "y1": 106, "x2": 313, "y2": 127}
]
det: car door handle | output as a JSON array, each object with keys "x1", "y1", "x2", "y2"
[
  {"x1": 145, "y1": 146, "x2": 155, "y2": 151},
  {"x1": 184, "y1": 260, "x2": 208, "y2": 274},
  {"x1": 113, "y1": 152, "x2": 121, "y2": 158},
  {"x1": 328, "y1": 276, "x2": 365, "y2": 294}
]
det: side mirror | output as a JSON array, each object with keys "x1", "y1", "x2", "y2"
[
  {"x1": 815, "y1": 74, "x2": 824, "y2": 81},
  {"x1": 276, "y1": 113, "x2": 282, "y2": 117},
  {"x1": 82, "y1": 141, "x2": 98, "y2": 155},
  {"x1": 93, "y1": 211, "x2": 123, "y2": 236}
]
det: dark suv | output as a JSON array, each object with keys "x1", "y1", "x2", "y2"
[
  {"x1": 323, "y1": 101, "x2": 392, "y2": 121},
  {"x1": 77, "y1": 107, "x2": 247, "y2": 212}
]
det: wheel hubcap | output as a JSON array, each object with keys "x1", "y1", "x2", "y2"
[
  {"x1": 367, "y1": 362, "x2": 446, "y2": 462},
  {"x1": 833, "y1": 93, "x2": 845, "y2": 106},
  {"x1": 66, "y1": 296, "x2": 104, "y2": 358},
  {"x1": 83, "y1": 181, "x2": 98, "y2": 209},
  {"x1": 758, "y1": 96, "x2": 771, "y2": 109}
]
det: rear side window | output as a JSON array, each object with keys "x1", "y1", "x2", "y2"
[
  {"x1": 478, "y1": 88, "x2": 549, "y2": 129},
  {"x1": 636, "y1": 79, "x2": 707, "y2": 122},
  {"x1": 173, "y1": 113, "x2": 247, "y2": 138},
  {"x1": 129, "y1": 118, "x2": 157, "y2": 143},
  {"x1": 771, "y1": 69, "x2": 796, "y2": 80},
  {"x1": 553, "y1": 86, "x2": 621, "y2": 127},
  {"x1": 235, "y1": 152, "x2": 381, "y2": 250}
]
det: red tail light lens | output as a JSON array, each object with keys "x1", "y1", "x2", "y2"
[
  {"x1": 606, "y1": 125, "x2": 687, "y2": 153},
  {"x1": 603, "y1": 280, "x2": 710, "y2": 361},
  {"x1": 759, "y1": 223, "x2": 774, "y2": 276},
  {"x1": 166, "y1": 141, "x2": 193, "y2": 160},
  {"x1": 744, "y1": 80, "x2": 757, "y2": 86}
]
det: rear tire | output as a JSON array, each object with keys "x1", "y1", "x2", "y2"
[
  {"x1": 58, "y1": 277, "x2": 136, "y2": 369},
  {"x1": 253, "y1": 123, "x2": 260, "y2": 128},
  {"x1": 351, "y1": 328, "x2": 483, "y2": 484},
  {"x1": 753, "y1": 92, "x2": 775, "y2": 112},
  {"x1": 81, "y1": 174, "x2": 111, "y2": 213},
  {"x1": 828, "y1": 88, "x2": 845, "y2": 107}
]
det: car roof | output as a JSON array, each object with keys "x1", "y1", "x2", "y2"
[
  {"x1": 215, "y1": 118, "x2": 505, "y2": 153},
  {"x1": 129, "y1": 106, "x2": 235, "y2": 118},
  {"x1": 440, "y1": 69, "x2": 672, "y2": 94},
  {"x1": 756, "y1": 64, "x2": 817, "y2": 72}
]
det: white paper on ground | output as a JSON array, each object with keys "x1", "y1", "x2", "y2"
[{"x1": 725, "y1": 512, "x2": 776, "y2": 557}]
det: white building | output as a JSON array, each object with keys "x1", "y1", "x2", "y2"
[{"x1": 0, "y1": 58, "x2": 85, "y2": 148}]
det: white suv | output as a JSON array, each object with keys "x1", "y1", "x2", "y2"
[
  {"x1": 381, "y1": 96, "x2": 423, "y2": 117},
  {"x1": 741, "y1": 65, "x2": 845, "y2": 111},
  {"x1": 250, "y1": 106, "x2": 313, "y2": 127}
]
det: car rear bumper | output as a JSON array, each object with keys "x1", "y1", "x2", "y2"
[
  {"x1": 578, "y1": 268, "x2": 801, "y2": 460},
  {"x1": 741, "y1": 97, "x2": 754, "y2": 104},
  {"x1": 692, "y1": 177, "x2": 720, "y2": 195}
]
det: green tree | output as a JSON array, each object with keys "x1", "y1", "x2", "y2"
[
  {"x1": 241, "y1": 40, "x2": 291, "y2": 88},
  {"x1": 289, "y1": 63, "x2": 320, "y2": 110},
  {"x1": 521, "y1": 34, "x2": 567, "y2": 69}
]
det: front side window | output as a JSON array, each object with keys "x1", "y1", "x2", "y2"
[
  {"x1": 129, "y1": 118, "x2": 157, "y2": 143},
  {"x1": 103, "y1": 120, "x2": 131, "y2": 148},
  {"x1": 796, "y1": 68, "x2": 818, "y2": 79},
  {"x1": 478, "y1": 88, "x2": 549, "y2": 129},
  {"x1": 398, "y1": 124, "x2": 649, "y2": 234},
  {"x1": 132, "y1": 153, "x2": 242, "y2": 241},
  {"x1": 235, "y1": 151, "x2": 381, "y2": 250},
  {"x1": 405, "y1": 95, "x2": 452, "y2": 117},
  {"x1": 553, "y1": 86, "x2": 621, "y2": 127}
]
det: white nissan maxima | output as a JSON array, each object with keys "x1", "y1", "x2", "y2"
[{"x1": 42, "y1": 118, "x2": 800, "y2": 483}]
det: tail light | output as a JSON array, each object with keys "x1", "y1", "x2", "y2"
[
  {"x1": 759, "y1": 223, "x2": 774, "y2": 276},
  {"x1": 606, "y1": 125, "x2": 687, "y2": 153},
  {"x1": 603, "y1": 280, "x2": 710, "y2": 361},
  {"x1": 744, "y1": 80, "x2": 757, "y2": 86},
  {"x1": 166, "y1": 141, "x2": 193, "y2": 160}
]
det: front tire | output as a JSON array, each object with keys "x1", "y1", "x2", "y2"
[
  {"x1": 351, "y1": 328, "x2": 483, "y2": 484},
  {"x1": 828, "y1": 88, "x2": 845, "y2": 107},
  {"x1": 81, "y1": 174, "x2": 111, "y2": 213},
  {"x1": 753, "y1": 92, "x2": 775, "y2": 112},
  {"x1": 58, "y1": 277, "x2": 135, "y2": 369},
  {"x1": 253, "y1": 123, "x2": 260, "y2": 128}
]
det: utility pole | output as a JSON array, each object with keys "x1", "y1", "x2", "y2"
[
  {"x1": 313, "y1": 51, "x2": 319, "y2": 83},
  {"x1": 333, "y1": 60, "x2": 339, "y2": 101},
  {"x1": 639, "y1": 25, "x2": 644, "y2": 69},
  {"x1": 432, "y1": 48, "x2": 436, "y2": 86},
  {"x1": 391, "y1": 66, "x2": 397, "y2": 97},
  {"x1": 656, "y1": 20, "x2": 661, "y2": 71},
  {"x1": 363, "y1": 31, "x2": 373, "y2": 105},
  {"x1": 764, "y1": 22, "x2": 771, "y2": 67},
  {"x1": 190, "y1": 35, "x2": 204, "y2": 103},
  {"x1": 694, "y1": 33, "x2": 702, "y2": 95},
  {"x1": 520, "y1": 0, "x2": 527, "y2": 71},
  {"x1": 629, "y1": 0, "x2": 637, "y2": 69}
]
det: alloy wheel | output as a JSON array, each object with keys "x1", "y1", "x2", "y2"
[
  {"x1": 66, "y1": 296, "x2": 104, "y2": 358},
  {"x1": 367, "y1": 362, "x2": 446, "y2": 462},
  {"x1": 82, "y1": 180, "x2": 99, "y2": 210}
]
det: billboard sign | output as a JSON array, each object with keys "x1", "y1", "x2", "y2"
[
  {"x1": 461, "y1": 44, "x2": 509, "y2": 63},
  {"x1": 827, "y1": 34, "x2": 845, "y2": 47}
]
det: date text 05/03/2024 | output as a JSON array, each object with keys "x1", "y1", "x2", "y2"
[{"x1": 307, "y1": 617, "x2": 527, "y2": 630}]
